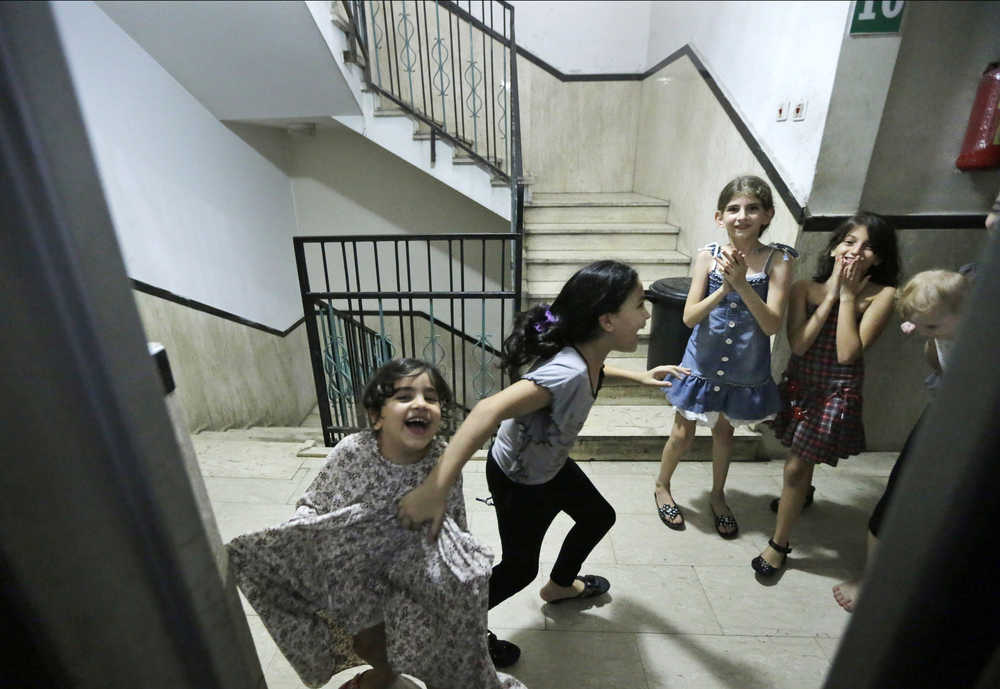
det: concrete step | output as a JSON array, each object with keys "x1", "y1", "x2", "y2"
[
  {"x1": 571, "y1": 405, "x2": 761, "y2": 460},
  {"x1": 525, "y1": 250, "x2": 689, "y2": 283},
  {"x1": 525, "y1": 226, "x2": 680, "y2": 252},
  {"x1": 524, "y1": 192, "x2": 670, "y2": 225}
]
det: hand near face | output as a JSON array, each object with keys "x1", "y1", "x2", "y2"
[{"x1": 839, "y1": 257, "x2": 870, "y2": 298}]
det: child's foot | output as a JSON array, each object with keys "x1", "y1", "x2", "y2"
[
  {"x1": 540, "y1": 575, "x2": 610, "y2": 603},
  {"x1": 833, "y1": 579, "x2": 861, "y2": 612},
  {"x1": 709, "y1": 492, "x2": 739, "y2": 537},
  {"x1": 654, "y1": 487, "x2": 685, "y2": 529}
]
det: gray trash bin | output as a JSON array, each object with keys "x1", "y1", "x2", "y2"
[{"x1": 645, "y1": 277, "x2": 693, "y2": 368}]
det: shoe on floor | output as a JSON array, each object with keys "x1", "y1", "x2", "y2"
[
  {"x1": 488, "y1": 630, "x2": 521, "y2": 668},
  {"x1": 711, "y1": 505, "x2": 739, "y2": 538},
  {"x1": 655, "y1": 492, "x2": 685, "y2": 530},
  {"x1": 548, "y1": 574, "x2": 611, "y2": 604},
  {"x1": 751, "y1": 539, "x2": 792, "y2": 577},
  {"x1": 769, "y1": 484, "x2": 815, "y2": 513}
]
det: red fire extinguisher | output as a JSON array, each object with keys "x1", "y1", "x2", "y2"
[{"x1": 956, "y1": 62, "x2": 1000, "y2": 170}]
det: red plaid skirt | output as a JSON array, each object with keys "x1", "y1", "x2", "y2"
[{"x1": 769, "y1": 302, "x2": 865, "y2": 466}]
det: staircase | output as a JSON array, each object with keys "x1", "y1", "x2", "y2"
[{"x1": 523, "y1": 192, "x2": 761, "y2": 460}]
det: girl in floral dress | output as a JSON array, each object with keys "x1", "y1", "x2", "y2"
[{"x1": 226, "y1": 358, "x2": 527, "y2": 689}]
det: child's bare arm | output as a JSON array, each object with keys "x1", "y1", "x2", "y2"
[
  {"x1": 603, "y1": 364, "x2": 690, "y2": 387},
  {"x1": 682, "y1": 251, "x2": 728, "y2": 327},
  {"x1": 729, "y1": 253, "x2": 794, "y2": 336},
  {"x1": 788, "y1": 280, "x2": 833, "y2": 355},
  {"x1": 837, "y1": 283, "x2": 896, "y2": 364},
  {"x1": 397, "y1": 379, "x2": 551, "y2": 540}
]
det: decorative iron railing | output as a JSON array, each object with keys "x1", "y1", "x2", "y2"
[
  {"x1": 295, "y1": 233, "x2": 522, "y2": 446},
  {"x1": 341, "y1": 1, "x2": 524, "y2": 236}
]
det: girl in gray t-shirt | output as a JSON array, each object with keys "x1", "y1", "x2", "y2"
[{"x1": 396, "y1": 260, "x2": 688, "y2": 665}]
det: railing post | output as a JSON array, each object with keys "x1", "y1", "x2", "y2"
[{"x1": 294, "y1": 238, "x2": 335, "y2": 447}]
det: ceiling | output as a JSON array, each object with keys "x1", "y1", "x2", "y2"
[{"x1": 97, "y1": 1, "x2": 361, "y2": 123}]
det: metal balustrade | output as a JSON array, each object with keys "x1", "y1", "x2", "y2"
[
  {"x1": 342, "y1": 1, "x2": 522, "y2": 193},
  {"x1": 295, "y1": 233, "x2": 522, "y2": 446}
]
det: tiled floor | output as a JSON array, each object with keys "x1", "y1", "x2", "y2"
[{"x1": 197, "y1": 428, "x2": 896, "y2": 689}]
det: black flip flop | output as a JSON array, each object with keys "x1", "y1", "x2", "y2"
[
  {"x1": 655, "y1": 493, "x2": 685, "y2": 530},
  {"x1": 711, "y1": 506, "x2": 739, "y2": 539},
  {"x1": 548, "y1": 574, "x2": 610, "y2": 604}
]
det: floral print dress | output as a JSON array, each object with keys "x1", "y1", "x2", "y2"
[{"x1": 226, "y1": 430, "x2": 527, "y2": 689}]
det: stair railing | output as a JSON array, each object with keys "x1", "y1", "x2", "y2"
[
  {"x1": 295, "y1": 233, "x2": 522, "y2": 446},
  {"x1": 341, "y1": 0, "x2": 525, "y2": 239}
]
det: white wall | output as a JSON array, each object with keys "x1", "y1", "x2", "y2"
[
  {"x1": 646, "y1": 1, "x2": 850, "y2": 207},
  {"x1": 52, "y1": 1, "x2": 302, "y2": 329},
  {"x1": 509, "y1": 0, "x2": 652, "y2": 73}
]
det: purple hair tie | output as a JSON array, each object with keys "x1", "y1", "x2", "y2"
[{"x1": 533, "y1": 308, "x2": 558, "y2": 334}]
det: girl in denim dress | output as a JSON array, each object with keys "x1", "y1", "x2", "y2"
[{"x1": 654, "y1": 176, "x2": 796, "y2": 538}]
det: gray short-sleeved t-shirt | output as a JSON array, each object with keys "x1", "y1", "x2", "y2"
[{"x1": 491, "y1": 346, "x2": 598, "y2": 485}]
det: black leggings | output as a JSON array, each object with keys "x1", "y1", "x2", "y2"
[
  {"x1": 869, "y1": 407, "x2": 927, "y2": 537},
  {"x1": 486, "y1": 454, "x2": 616, "y2": 609}
]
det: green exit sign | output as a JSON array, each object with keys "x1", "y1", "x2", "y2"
[{"x1": 850, "y1": 0, "x2": 905, "y2": 35}]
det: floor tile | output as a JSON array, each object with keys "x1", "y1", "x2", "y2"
[
  {"x1": 213, "y1": 502, "x2": 297, "y2": 542},
  {"x1": 696, "y1": 566, "x2": 852, "y2": 638},
  {"x1": 196, "y1": 439, "x2": 305, "y2": 479},
  {"x1": 244, "y1": 614, "x2": 279, "y2": 669},
  {"x1": 496, "y1": 629, "x2": 650, "y2": 689},
  {"x1": 610, "y1": 514, "x2": 767, "y2": 566},
  {"x1": 636, "y1": 633, "x2": 830, "y2": 689},
  {"x1": 541, "y1": 563, "x2": 723, "y2": 635},
  {"x1": 203, "y1": 476, "x2": 301, "y2": 504},
  {"x1": 814, "y1": 635, "x2": 842, "y2": 662}
]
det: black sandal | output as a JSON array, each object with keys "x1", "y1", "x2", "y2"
[
  {"x1": 770, "y1": 485, "x2": 815, "y2": 513},
  {"x1": 548, "y1": 574, "x2": 611, "y2": 604},
  {"x1": 751, "y1": 539, "x2": 791, "y2": 577},
  {"x1": 655, "y1": 493, "x2": 685, "y2": 530},
  {"x1": 711, "y1": 506, "x2": 739, "y2": 538},
  {"x1": 487, "y1": 630, "x2": 521, "y2": 668}
]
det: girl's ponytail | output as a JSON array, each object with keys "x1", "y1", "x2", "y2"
[
  {"x1": 501, "y1": 303, "x2": 565, "y2": 380},
  {"x1": 500, "y1": 260, "x2": 639, "y2": 380}
]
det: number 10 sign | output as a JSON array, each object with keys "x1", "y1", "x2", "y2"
[{"x1": 850, "y1": 1, "x2": 905, "y2": 35}]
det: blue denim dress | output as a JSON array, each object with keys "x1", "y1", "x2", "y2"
[{"x1": 667, "y1": 242, "x2": 795, "y2": 426}]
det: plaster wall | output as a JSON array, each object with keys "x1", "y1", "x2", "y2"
[
  {"x1": 519, "y1": 61, "x2": 642, "y2": 193},
  {"x1": 53, "y1": 1, "x2": 302, "y2": 330},
  {"x1": 761, "y1": 227, "x2": 989, "y2": 456},
  {"x1": 134, "y1": 291, "x2": 316, "y2": 432},
  {"x1": 861, "y1": 1, "x2": 1000, "y2": 214},
  {"x1": 509, "y1": 0, "x2": 652, "y2": 74},
  {"x1": 633, "y1": 57, "x2": 800, "y2": 261},
  {"x1": 644, "y1": 1, "x2": 849, "y2": 207},
  {"x1": 808, "y1": 29, "x2": 902, "y2": 214}
]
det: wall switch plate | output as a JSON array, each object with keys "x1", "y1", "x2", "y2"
[
  {"x1": 792, "y1": 99, "x2": 807, "y2": 121},
  {"x1": 776, "y1": 101, "x2": 789, "y2": 122}
]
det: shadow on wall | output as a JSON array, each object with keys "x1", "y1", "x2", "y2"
[{"x1": 288, "y1": 122, "x2": 508, "y2": 236}]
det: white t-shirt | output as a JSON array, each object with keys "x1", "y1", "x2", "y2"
[{"x1": 490, "y1": 346, "x2": 599, "y2": 485}]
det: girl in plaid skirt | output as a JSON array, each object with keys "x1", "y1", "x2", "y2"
[{"x1": 753, "y1": 213, "x2": 900, "y2": 577}]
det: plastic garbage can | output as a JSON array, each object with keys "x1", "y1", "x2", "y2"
[{"x1": 645, "y1": 277, "x2": 693, "y2": 369}]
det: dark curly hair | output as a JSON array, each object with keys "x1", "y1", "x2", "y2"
[
  {"x1": 813, "y1": 212, "x2": 901, "y2": 287},
  {"x1": 361, "y1": 358, "x2": 454, "y2": 428},
  {"x1": 500, "y1": 260, "x2": 639, "y2": 380}
]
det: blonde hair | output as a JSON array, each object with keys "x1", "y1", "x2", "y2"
[{"x1": 896, "y1": 269, "x2": 970, "y2": 321}]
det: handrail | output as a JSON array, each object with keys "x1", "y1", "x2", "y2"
[{"x1": 295, "y1": 232, "x2": 521, "y2": 445}]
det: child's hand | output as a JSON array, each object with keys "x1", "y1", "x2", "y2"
[
  {"x1": 397, "y1": 479, "x2": 448, "y2": 541},
  {"x1": 839, "y1": 259, "x2": 870, "y2": 299},
  {"x1": 641, "y1": 364, "x2": 691, "y2": 387},
  {"x1": 717, "y1": 249, "x2": 748, "y2": 285}
]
